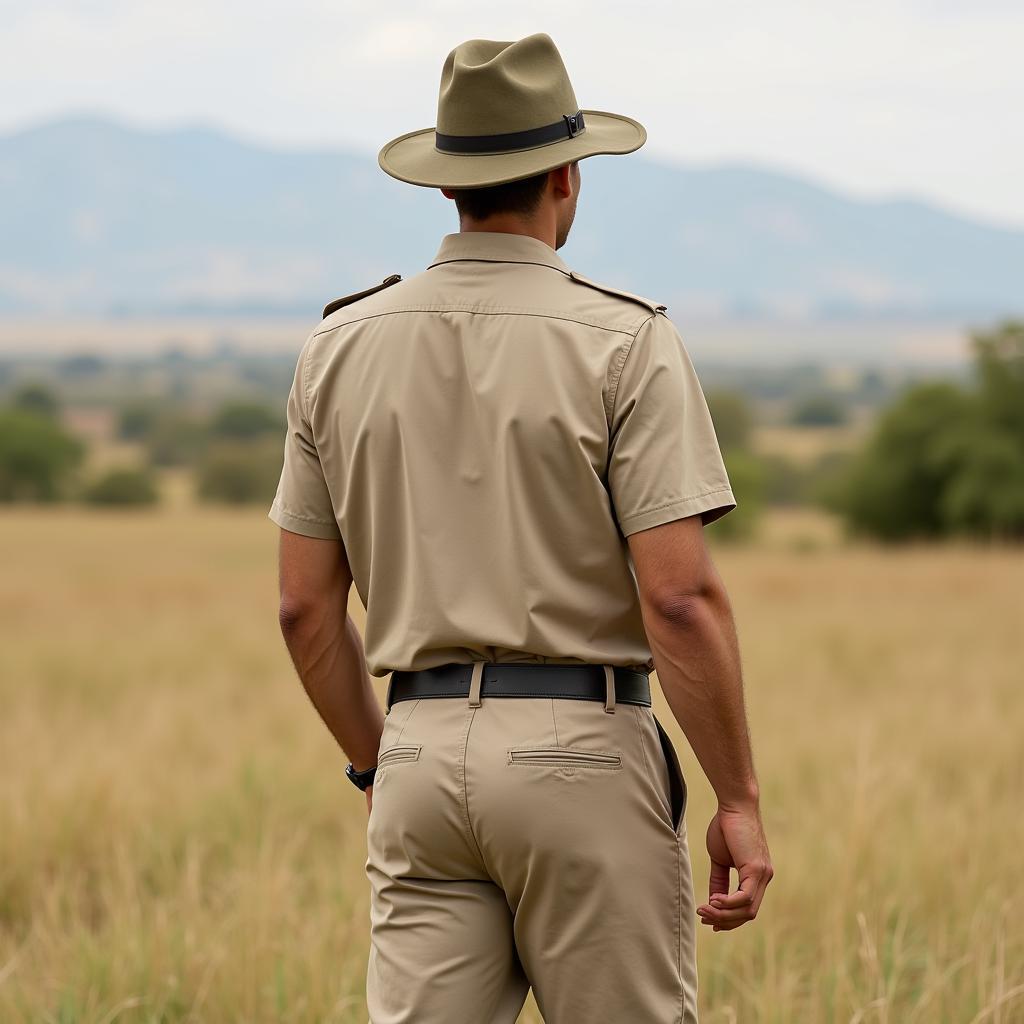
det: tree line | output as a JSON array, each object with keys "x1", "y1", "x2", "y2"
[{"x1": 1, "y1": 319, "x2": 1021, "y2": 542}]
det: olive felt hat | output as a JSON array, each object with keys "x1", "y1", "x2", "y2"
[{"x1": 377, "y1": 32, "x2": 647, "y2": 189}]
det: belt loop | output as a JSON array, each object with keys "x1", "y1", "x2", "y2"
[
  {"x1": 603, "y1": 665, "x2": 616, "y2": 714},
  {"x1": 468, "y1": 660, "x2": 484, "y2": 707}
]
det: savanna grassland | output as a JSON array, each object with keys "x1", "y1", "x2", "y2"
[{"x1": 1, "y1": 505, "x2": 1022, "y2": 1023}]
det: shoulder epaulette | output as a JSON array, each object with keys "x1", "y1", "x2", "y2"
[
  {"x1": 568, "y1": 269, "x2": 667, "y2": 316},
  {"x1": 322, "y1": 273, "x2": 403, "y2": 319}
]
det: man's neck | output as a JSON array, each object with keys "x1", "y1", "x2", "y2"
[{"x1": 458, "y1": 216, "x2": 556, "y2": 250}]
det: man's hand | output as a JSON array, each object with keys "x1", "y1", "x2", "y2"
[{"x1": 697, "y1": 803, "x2": 773, "y2": 931}]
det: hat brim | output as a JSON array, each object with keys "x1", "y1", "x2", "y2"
[{"x1": 377, "y1": 109, "x2": 646, "y2": 188}]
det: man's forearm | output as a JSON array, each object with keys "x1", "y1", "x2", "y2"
[
  {"x1": 642, "y1": 587, "x2": 759, "y2": 810},
  {"x1": 281, "y1": 608, "x2": 385, "y2": 772}
]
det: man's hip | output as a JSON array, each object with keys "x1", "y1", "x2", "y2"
[{"x1": 365, "y1": 661, "x2": 699, "y2": 1023}]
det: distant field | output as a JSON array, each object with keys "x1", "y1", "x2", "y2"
[
  {"x1": 753, "y1": 422, "x2": 870, "y2": 467},
  {"x1": 0, "y1": 316, "x2": 973, "y2": 367},
  {"x1": 1, "y1": 506, "x2": 1022, "y2": 1022}
]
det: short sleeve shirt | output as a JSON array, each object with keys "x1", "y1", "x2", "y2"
[{"x1": 269, "y1": 231, "x2": 736, "y2": 677}]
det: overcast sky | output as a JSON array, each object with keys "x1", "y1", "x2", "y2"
[{"x1": 4, "y1": 0, "x2": 1023, "y2": 227}]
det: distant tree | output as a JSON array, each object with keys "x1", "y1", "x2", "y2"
[
  {"x1": 209, "y1": 401, "x2": 284, "y2": 441},
  {"x1": 758, "y1": 452, "x2": 809, "y2": 506},
  {"x1": 788, "y1": 392, "x2": 848, "y2": 427},
  {"x1": 805, "y1": 449, "x2": 856, "y2": 508},
  {"x1": 706, "y1": 449, "x2": 765, "y2": 542},
  {"x1": 971, "y1": 319, "x2": 1024, "y2": 439},
  {"x1": 11, "y1": 382, "x2": 60, "y2": 419},
  {"x1": 0, "y1": 409, "x2": 84, "y2": 501},
  {"x1": 83, "y1": 467, "x2": 159, "y2": 506},
  {"x1": 824, "y1": 320, "x2": 1024, "y2": 541},
  {"x1": 145, "y1": 414, "x2": 209, "y2": 467},
  {"x1": 822, "y1": 381, "x2": 970, "y2": 540},
  {"x1": 936, "y1": 429, "x2": 1024, "y2": 536},
  {"x1": 117, "y1": 402, "x2": 161, "y2": 442},
  {"x1": 705, "y1": 390, "x2": 754, "y2": 451},
  {"x1": 196, "y1": 440, "x2": 283, "y2": 504}
]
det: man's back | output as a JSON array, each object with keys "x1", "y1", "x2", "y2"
[{"x1": 270, "y1": 230, "x2": 736, "y2": 678}]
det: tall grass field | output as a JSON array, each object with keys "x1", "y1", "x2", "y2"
[{"x1": 1, "y1": 507, "x2": 1022, "y2": 1022}]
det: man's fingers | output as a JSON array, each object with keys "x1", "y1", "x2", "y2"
[
  {"x1": 747, "y1": 862, "x2": 773, "y2": 919},
  {"x1": 708, "y1": 859, "x2": 731, "y2": 904},
  {"x1": 698, "y1": 863, "x2": 772, "y2": 928},
  {"x1": 709, "y1": 870, "x2": 757, "y2": 910}
]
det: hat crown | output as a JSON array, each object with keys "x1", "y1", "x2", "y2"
[{"x1": 436, "y1": 33, "x2": 579, "y2": 138}]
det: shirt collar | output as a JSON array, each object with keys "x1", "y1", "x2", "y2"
[{"x1": 427, "y1": 231, "x2": 571, "y2": 276}]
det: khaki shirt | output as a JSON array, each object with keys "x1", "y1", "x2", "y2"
[{"x1": 268, "y1": 231, "x2": 736, "y2": 677}]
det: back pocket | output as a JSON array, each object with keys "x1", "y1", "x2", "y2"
[
  {"x1": 508, "y1": 745, "x2": 622, "y2": 769},
  {"x1": 377, "y1": 743, "x2": 421, "y2": 768}
]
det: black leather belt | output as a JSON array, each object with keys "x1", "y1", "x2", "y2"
[{"x1": 386, "y1": 662, "x2": 651, "y2": 708}]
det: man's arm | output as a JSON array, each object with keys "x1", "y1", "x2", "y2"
[
  {"x1": 628, "y1": 513, "x2": 773, "y2": 931},
  {"x1": 276, "y1": 527, "x2": 385, "y2": 809}
]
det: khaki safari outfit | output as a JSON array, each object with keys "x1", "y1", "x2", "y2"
[{"x1": 268, "y1": 31, "x2": 736, "y2": 1024}]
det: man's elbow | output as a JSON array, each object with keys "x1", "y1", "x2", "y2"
[
  {"x1": 278, "y1": 596, "x2": 317, "y2": 638},
  {"x1": 645, "y1": 582, "x2": 726, "y2": 635}
]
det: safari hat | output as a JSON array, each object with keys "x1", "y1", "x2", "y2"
[{"x1": 378, "y1": 32, "x2": 647, "y2": 189}]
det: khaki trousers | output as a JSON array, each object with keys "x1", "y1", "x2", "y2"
[{"x1": 365, "y1": 661, "x2": 699, "y2": 1023}]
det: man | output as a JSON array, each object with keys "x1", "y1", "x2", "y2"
[{"x1": 270, "y1": 31, "x2": 772, "y2": 1024}]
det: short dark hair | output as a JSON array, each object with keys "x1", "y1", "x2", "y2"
[{"x1": 450, "y1": 165, "x2": 565, "y2": 221}]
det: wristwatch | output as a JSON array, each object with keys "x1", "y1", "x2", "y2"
[{"x1": 345, "y1": 762, "x2": 377, "y2": 791}]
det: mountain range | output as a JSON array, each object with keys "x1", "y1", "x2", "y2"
[{"x1": 1, "y1": 115, "x2": 1021, "y2": 320}]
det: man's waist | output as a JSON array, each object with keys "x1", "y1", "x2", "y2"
[{"x1": 386, "y1": 661, "x2": 651, "y2": 708}]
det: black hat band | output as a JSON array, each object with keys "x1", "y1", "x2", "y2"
[{"x1": 435, "y1": 110, "x2": 586, "y2": 155}]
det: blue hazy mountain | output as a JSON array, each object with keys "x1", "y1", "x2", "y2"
[{"x1": 1, "y1": 115, "x2": 1021, "y2": 319}]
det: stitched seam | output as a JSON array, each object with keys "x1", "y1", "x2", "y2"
[
  {"x1": 550, "y1": 698, "x2": 559, "y2": 746},
  {"x1": 607, "y1": 313, "x2": 657, "y2": 430},
  {"x1": 376, "y1": 745, "x2": 420, "y2": 766},
  {"x1": 426, "y1": 257, "x2": 570, "y2": 276},
  {"x1": 619, "y1": 487, "x2": 735, "y2": 521},
  {"x1": 312, "y1": 306, "x2": 640, "y2": 339},
  {"x1": 632, "y1": 704, "x2": 652, "y2": 785},
  {"x1": 458, "y1": 708, "x2": 488, "y2": 866},
  {"x1": 676, "y1": 838, "x2": 684, "y2": 1023},
  {"x1": 508, "y1": 760, "x2": 622, "y2": 770},
  {"x1": 394, "y1": 698, "x2": 421, "y2": 745},
  {"x1": 300, "y1": 336, "x2": 314, "y2": 412},
  {"x1": 508, "y1": 744, "x2": 621, "y2": 757},
  {"x1": 269, "y1": 504, "x2": 337, "y2": 527}
]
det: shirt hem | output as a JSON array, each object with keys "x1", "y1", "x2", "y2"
[
  {"x1": 267, "y1": 504, "x2": 342, "y2": 540},
  {"x1": 619, "y1": 488, "x2": 737, "y2": 536}
]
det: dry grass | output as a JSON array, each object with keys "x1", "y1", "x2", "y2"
[
  {"x1": 753, "y1": 424, "x2": 867, "y2": 467},
  {"x1": 1, "y1": 506, "x2": 1021, "y2": 1023}
]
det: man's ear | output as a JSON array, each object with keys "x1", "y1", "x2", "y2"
[{"x1": 551, "y1": 163, "x2": 574, "y2": 199}]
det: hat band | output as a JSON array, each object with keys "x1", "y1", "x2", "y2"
[{"x1": 435, "y1": 110, "x2": 586, "y2": 155}]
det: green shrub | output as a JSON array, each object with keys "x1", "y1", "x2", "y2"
[
  {"x1": 145, "y1": 414, "x2": 209, "y2": 467},
  {"x1": 196, "y1": 440, "x2": 283, "y2": 504},
  {"x1": 707, "y1": 449, "x2": 766, "y2": 542},
  {"x1": 11, "y1": 382, "x2": 60, "y2": 419},
  {"x1": 825, "y1": 320, "x2": 1024, "y2": 541},
  {"x1": 758, "y1": 452, "x2": 809, "y2": 506},
  {"x1": 117, "y1": 403, "x2": 161, "y2": 442},
  {"x1": 788, "y1": 392, "x2": 848, "y2": 427},
  {"x1": 705, "y1": 390, "x2": 754, "y2": 451},
  {"x1": 0, "y1": 409, "x2": 84, "y2": 502},
  {"x1": 82, "y1": 467, "x2": 160, "y2": 506},
  {"x1": 209, "y1": 402, "x2": 283, "y2": 441}
]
